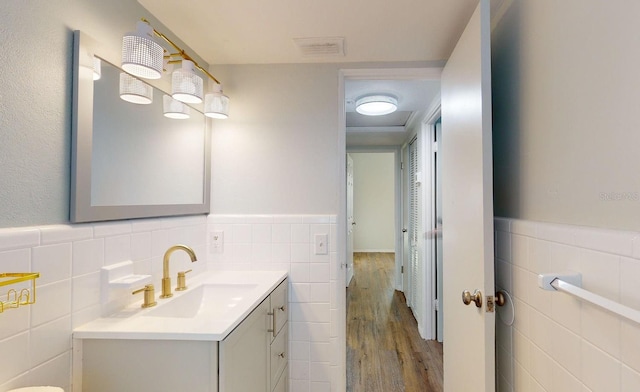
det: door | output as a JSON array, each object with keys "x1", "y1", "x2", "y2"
[
  {"x1": 346, "y1": 153, "x2": 355, "y2": 286},
  {"x1": 441, "y1": 0, "x2": 495, "y2": 391},
  {"x1": 402, "y1": 146, "x2": 410, "y2": 293},
  {"x1": 434, "y1": 118, "x2": 444, "y2": 342},
  {"x1": 407, "y1": 136, "x2": 421, "y2": 313}
]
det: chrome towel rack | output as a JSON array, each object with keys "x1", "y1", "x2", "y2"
[{"x1": 539, "y1": 272, "x2": 640, "y2": 325}]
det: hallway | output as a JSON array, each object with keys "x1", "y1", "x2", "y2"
[{"x1": 346, "y1": 252, "x2": 443, "y2": 392}]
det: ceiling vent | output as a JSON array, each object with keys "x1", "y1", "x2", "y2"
[{"x1": 293, "y1": 37, "x2": 345, "y2": 57}]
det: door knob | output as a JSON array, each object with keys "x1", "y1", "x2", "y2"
[
  {"x1": 402, "y1": 228, "x2": 408, "y2": 233},
  {"x1": 496, "y1": 290, "x2": 506, "y2": 307},
  {"x1": 462, "y1": 289, "x2": 482, "y2": 308}
]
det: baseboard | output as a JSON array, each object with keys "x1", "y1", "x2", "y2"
[{"x1": 353, "y1": 249, "x2": 395, "y2": 253}]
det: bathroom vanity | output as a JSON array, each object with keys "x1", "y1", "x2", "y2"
[{"x1": 73, "y1": 271, "x2": 288, "y2": 392}]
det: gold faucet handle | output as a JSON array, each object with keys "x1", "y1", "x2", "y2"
[
  {"x1": 132, "y1": 284, "x2": 157, "y2": 308},
  {"x1": 176, "y1": 269, "x2": 192, "y2": 291}
]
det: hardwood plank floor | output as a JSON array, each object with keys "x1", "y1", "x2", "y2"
[{"x1": 347, "y1": 252, "x2": 443, "y2": 392}]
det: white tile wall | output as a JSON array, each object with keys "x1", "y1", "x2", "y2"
[
  {"x1": 0, "y1": 216, "x2": 207, "y2": 391},
  {"x1": 496, "y1": 218, "x2": 640, "y2": 392},
  {"x1": 208, "y1": 214, "x2": 338, "y2": 392}
]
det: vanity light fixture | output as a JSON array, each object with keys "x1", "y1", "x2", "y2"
[
  {"x1": 119, "y1": 72, "x2": 153, "y2": 104},
  {"x1": 121, "y1": 20, "x2": 164, "y2": 80},
  {"x1": 355, "y1": 94, "x2": 398, "y2": 116},
  {"x1": 204, "y1": 84, "x2": 229, "y2": 119},
  {"x1": 172, "y1": 60, "x2": 203, "y2": 104},
  {"x1": 121, "y1": 19, "x2": 229, "y2": 116},
  {"x1": 163, "y1": 95, "x2": 191, "y2": 119}
]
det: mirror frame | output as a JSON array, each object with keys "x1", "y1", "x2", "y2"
[{"x1": 71, "y1": 30, "x2": 211, "y2": 223}]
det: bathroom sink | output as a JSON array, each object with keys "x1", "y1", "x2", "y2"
[
  {"x1": 73, "y1": 270, "x2": 287, "y2": 341},
  {"x1": 145, "y1": 283, "x2": 258, "y2": 319}
]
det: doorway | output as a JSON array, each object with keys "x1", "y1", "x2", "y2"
[{"x1": 340, "y1": 68, "x2": 444, "y2": 391}]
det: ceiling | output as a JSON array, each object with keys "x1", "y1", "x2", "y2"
[
  {"x1": 136, "y1": 0, "x2": 479, "y2": 147},
  {"x1": 345, "y1": 79, "x2": 440, "y2": 147}
]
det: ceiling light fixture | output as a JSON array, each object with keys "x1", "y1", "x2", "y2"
[
  {"x1": 204, "y1": 84, "x2": 229, "y2": 119},
  {"x1": 163, "y1": 95, "x2": 191, "y2": 119},
  {"x1": 119, "y1": 72, "x2": 153, "y2": 104},
  {"x1": 355, "y1": 94, "x2": 398, "y2": 116}
]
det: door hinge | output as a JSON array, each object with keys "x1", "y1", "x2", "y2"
[
  {"x1": 401, "y1": 266, "x2": 404, "y2": 274},
  {"x1": 433, "y1": 141, "x2": 438, "y2": 153},
  {"x1": 433, "y1": 299, "x2": 439, "y2": 312},
  {"x1": 401, "y1": 162, "x2": 404, "y2": 170},
  {"x1": 486, "y1": 295, "x2": 495, "y2": 313}
]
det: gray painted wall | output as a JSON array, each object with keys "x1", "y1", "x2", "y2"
[
  {"x1": 0, "y1": 0, "x2": 207, "y2": 228},
  {"x1": 209, "y1": 63, "x2": 341, "y2": 214},
  {"x1": 351, "y1": 153, "x2": 395, "y2": 251},
  {"x1": 492, "y1": 0, "x2": 640, "y2": 231}
]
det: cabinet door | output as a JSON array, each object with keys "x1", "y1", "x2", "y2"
[
  {"x1": 270, "y1": 327, "x2": 288, "y2": 390},
  {"x1": 273, "y1": 366, "x2": 288, "y2": 392},
  {"x1": 270, "y1": 280, "x2": 288, "y2": 337},
  {"x1": 219, "y1": 298, "x2": 270, "y2": 392}
]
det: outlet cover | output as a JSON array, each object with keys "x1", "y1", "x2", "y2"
[
  {"x1": 210, "y1": 231, "x2": 224, "y2": 254},
  {"x1": 314, "y1": 233, "x2": 328, "y2": 255}
]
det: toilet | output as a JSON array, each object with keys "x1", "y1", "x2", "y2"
[{"x1": 8, "y1": 388, "x2": 63, "y2": 392}]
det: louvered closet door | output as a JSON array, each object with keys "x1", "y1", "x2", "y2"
[{"x1": 408, "y1": 137, "x2": 420, "y2": 314}]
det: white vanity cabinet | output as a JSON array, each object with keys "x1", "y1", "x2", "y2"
[
  {"x1": 219, "y1": 279, "x2": 289, "y2": 392},
  {"x1": 79, "y1": 339, "x2": 219, "y2": 392},
  {"x1": 74, "y1": 276, "x2": 288, "y2": 392}
]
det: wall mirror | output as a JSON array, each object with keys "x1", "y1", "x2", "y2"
[{"x1": 71, "y1": 31, "x2": 210, "y2": 223}]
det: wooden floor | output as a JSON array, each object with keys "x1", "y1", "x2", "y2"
[{"x1": 347, "y1": 252, "x2": 443, "y2": 392}]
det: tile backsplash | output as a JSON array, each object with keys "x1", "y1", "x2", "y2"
[
  {"x1": 0, "y1": 214, "x2": 338, "y2": 392},
  {"x1": 495, "y1": 218, "x2": 640, "y2": 392},
  {"x1": 207, "y1": 215, "x2": 339, "y2": 392},
  {"x1": 0, "y1": 216, "x2": 206, "y2": 391}
]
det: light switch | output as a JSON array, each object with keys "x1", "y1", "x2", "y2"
[
  {"x1": 314, "y1": 233, "x2": 328, "y2": 255},
  {"x1": 210, "y1": 231, "x2": 224, "y2": 254}
]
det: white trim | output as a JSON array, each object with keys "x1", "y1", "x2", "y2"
[
  {"x1": 353, "y1": 248, "x2": 396, "y2": 253},
  {"x1": 341, "y1": 67, "x2": 443, "y2": 81},
  {"x1": 337, "y1": 69, "x2": 348, "y2": 392},
  {"x1": 347, "y1": 126, "x2": 407, "y2": 133},
  {"x1": 421, "y1": 107, "x2": 442, "y2": 340}
]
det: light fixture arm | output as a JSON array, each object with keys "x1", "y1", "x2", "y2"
[{"x1": 141, "y1": 18, "x2": 221, "y2": 85}]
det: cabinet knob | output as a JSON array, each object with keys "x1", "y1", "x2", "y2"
[{"x1": 278, "y1": 352, "x2": 285, "y2": 359}]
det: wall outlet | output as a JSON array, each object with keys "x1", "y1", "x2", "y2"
[
  {"x1": 210, "y1": 231, "x2": 224, "y2": 254},
  {"x1": 314, "y1": 233, "x2": 328, "y2": 255}
]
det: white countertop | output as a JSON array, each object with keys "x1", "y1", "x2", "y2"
[{"x1": 73, "y1": 270, "x2": 287, "y2": 341}]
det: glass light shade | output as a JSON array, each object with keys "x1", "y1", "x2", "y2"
[
  {"x1": 204, "y1": 85, "x2": 229, "y2": 119},
  {"x1": 163, "y1": 95, "x2": 191, "y2": 119},
  {"x1": 172, "y1": 60, "x2": 203, "y2": 104},
  {"x1": 355, "y1": 95, "x2": 398, "y2": 116},
  {"x1": 119, "y1": 73, "x2": 153, "y2": 104},
  {"x1": 121, "y1": 21, "x2": 164, "y2": 80},
  {"x1": 92, "y1": 57, "x2": 101, "y2": 80}
]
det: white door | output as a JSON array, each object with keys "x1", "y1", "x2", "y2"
[
  {"x1": 346, "y1": 153, "x2": 355, "y2": 286},
  {"x1": 441, "y1": 0, "x2": 495, "y2": 391},
  {"x1": 401, "y1": 146, "x2": 410, "y2": 293},
  {"x1": 407, "y1": 137, "x2": 420, "y2": 311},
  {"x1": 434, "y1": 119, "x2": 444, "y2": 342}
]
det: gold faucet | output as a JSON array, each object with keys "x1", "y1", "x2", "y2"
[
  {"x1": 132, "y1": 284, "x2": 157, "y2": 308},
  {"x1": 161, "y1": 244, "x2": 197, "y2": 298}
]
